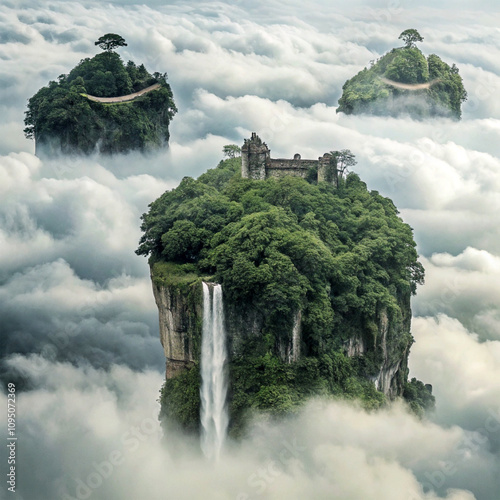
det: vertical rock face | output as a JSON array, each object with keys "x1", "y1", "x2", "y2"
[
  {"x1": 372, "y1": 308, "x2": 409, "y2": 398},
  {"x1": 223, "y1": 300, "x2": 264, "y2": 358},
  {"x1": 345, "y1": 294, "x2": 412, "y2": 398},
  {"x1": 151, "y1": 275, "x2": 303, "y2": 378},
  {"x1": 277, "y1": 311, "x2": 301, "y2": 364},
  {"x1": 152, "y1": 268, "x2": 411, "y2": 398},
  {"x1": 151, "y1": 278, "x2": 201, "y2": 379}
]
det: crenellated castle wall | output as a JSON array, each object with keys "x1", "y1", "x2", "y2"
[
  {"x1": 241, "y1": 133, "x2": 335, "y2": 184},
  {"x1": 267, "y1": 158, "x2": 316, "y2": 179}
]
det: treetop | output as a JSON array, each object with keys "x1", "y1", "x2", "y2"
[
  {"x1": 398, "y1": 29, "x2": 424, "y2": 48},
  {"x1": 95, "y1": 33, "x2": 127, "y2": 52}
]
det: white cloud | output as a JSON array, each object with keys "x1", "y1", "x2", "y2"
[
  {"x1": 410, "y1": 315, "x2": 500, "y2": 438},
  {"x1": 412, "y1": 249, "x2": 500, "y2": 341},
  {"x1": 2, "y1": 356, "x2": 486, "y2": 500}
]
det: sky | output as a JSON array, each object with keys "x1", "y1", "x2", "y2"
[{"x1": 1, "y1": 0, "x2": 500, "y2": 499}]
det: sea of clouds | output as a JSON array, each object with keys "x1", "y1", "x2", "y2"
[{"x1": 1, "y1": 1, "x2": 500, "y2": 499}]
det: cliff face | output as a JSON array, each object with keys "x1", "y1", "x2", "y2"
[
  {"x1": 34, "y1": 109, "x2": 171, "y2": 158},
  {"x1": 151, "y1": 279, "x2": 200, "y2": 379},
  {"x1": 151, "y1": 265, "x2": 412, "y2": 400},
  {"x1": 151, "y1": 272, "x2": 297, "y2": 376},
  {"x1": 347, "y1": 306, "x2": 410, "y2": 398}
]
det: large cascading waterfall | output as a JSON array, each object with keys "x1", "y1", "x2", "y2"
[{"x1": 200, "y1": 282, "x2": 228, "y2": 460}]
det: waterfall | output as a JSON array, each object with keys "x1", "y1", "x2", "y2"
[
  {"x1": 290, "y1": 310, "x2": 301, "y2": 363},
  {"x1": 200, "y1": 282, "x2": 228, "y2": 460}
]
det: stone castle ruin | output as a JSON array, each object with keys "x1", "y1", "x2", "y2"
[{"x1": 241, "y1": 133, "x2": 338, "y2": 184}]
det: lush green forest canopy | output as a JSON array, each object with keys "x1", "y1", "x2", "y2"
[
  {"x1": 337, "y1": 30, "x2": 467, "y2": 119},
  {"x1": 138, "y1": 157, "x2": 432, "y2": 430},
  {"x1": 138, "y1": 158, "x2": 424, "y2": 316},
  {"x1": 24, "y1": 50, "x2": 177, "y2": 155}
]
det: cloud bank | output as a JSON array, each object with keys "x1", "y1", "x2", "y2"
[{"x1": 2, "y1": 355, "x2": 491, "y2": 500}]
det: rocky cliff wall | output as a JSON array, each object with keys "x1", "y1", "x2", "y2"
[
  {"x1": 151, "y1": 275, "x2": 202, "y2": 379},
  {"x1": 152, "y1": 265, "x2": 412, "y2": 398},
  {"x1": 151, "y1": 267, "x2": 302, "y2": 376}
]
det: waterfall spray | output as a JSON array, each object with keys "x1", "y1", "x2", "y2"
[{"x1": 200, "y1": 282, "x2": 228, "y2": 460}]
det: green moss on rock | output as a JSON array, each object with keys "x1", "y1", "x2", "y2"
[{"x1": 151, "y1": 261, "x2": 203, "y2": 289}]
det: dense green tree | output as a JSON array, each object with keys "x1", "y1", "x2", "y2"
[
  {"x1": 385, "y1": 47, "x2": 429, "y2": 83},
  {"x1": 223, "y1": 144, "x2": 241, "y2": 158},
  {"x1": 330, "y1": 149, "x2": 357, "y2": 185},
  {"x1": 427, "y1": 54, "x2": 468, "y2": 118},
  {"x1": 95, "y1": 33, "x2": 127, "y2": 52},
  {"x1": 398, "y1": 29, "x2": 424, "y2": 48},
  {"x1": 403, "y1": 378, "x2": 435, "y2": 417}
]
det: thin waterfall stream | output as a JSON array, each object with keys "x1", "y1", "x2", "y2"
[{"x1": 200, "y1": 282, "x2": 228, "y2": 460}]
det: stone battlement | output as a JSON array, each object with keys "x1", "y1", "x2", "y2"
[{"x1": 241, "y1": 133, "x2": 336, "y2": 184}]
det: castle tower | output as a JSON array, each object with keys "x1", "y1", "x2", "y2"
[
  {"x1": 241, "y1": 133, "x2": 270, "y2": 180},
  {"x1": 318, "y1": 153, "x2": 333, "y2": 183}
]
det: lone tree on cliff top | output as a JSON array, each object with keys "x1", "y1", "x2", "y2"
[
  {"x1": 398, "y1": 29, "x2": 423, "y2": 48},
  {"x1": 223, "y1": 144, "x2": 241, "y2": 158},
  {"x1": 95, "y1": 33, "x2": 127, "y2": 52},
  {"x1": 330, "y1": 149, "x2": 357, "y2": 177}
]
